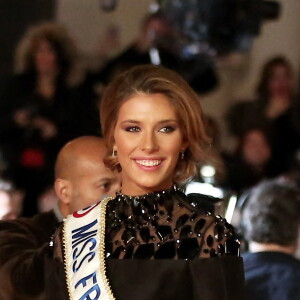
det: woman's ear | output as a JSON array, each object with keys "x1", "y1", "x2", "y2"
[
  {"x1": 181, "y1": 140, "x2": 189, "y2": 152},
  {"x1": 54, "y1": 179, "x2": 71, "y2": 205},
  {"x1": 112, "y1": 145, "x2": 118, "y2": 157}
]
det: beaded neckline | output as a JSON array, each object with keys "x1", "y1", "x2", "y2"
[{"x1": 115, "y1": 185, "x2": 178, "y2": 201}]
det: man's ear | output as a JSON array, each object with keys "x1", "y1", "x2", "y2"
[{"x1": 54, "y1": 179, "x2": 71, "y2": 205}]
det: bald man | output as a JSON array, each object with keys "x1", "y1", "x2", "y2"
[
  {"x1": 54, "y1": 136, "x2": 120, "y2": 217},
  {"x1": 0, "y1": 136, "x2": 121, "y2": 300}
]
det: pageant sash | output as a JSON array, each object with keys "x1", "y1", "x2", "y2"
[{"x1": 63, "y1": 197, "x2": 115, "y2": 300}]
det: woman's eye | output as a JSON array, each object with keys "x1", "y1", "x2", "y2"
[
  {"x1": 125, "y1": 126, "x2": 140, "y2": 132},
  {"x1": 159, "y1": 126, "x2": 175, "y2": 133}
]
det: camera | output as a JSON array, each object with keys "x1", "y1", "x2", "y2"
[{"x1": 159, "y1": 0, "x2": 281, "y2": 56}]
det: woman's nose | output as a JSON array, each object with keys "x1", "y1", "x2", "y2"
[{"x1": 141, "y1": 131, "x2": 159, "y2": 152}]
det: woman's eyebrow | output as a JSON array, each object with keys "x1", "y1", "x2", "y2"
[
  {"x1": 119, "y1": 120, "x2": 140, "y2": 125},
  {"x1": 158, "y1": 119, "x2": 178, "y2": 124},
  {"x1": 119, "y1": 119, "x2": 179, "y2": 125}
]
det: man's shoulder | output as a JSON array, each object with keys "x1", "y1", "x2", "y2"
[
  {"x1": 243, "y1": 251, "x2": 300, "y2": 275},
  {"x1": 32, "y1": 210, "x2": 59, "y2": 225},
  {"x1": 32, "y1": 210, "x2": 61, "y2": 235},
  {"x1": 0, "y1": 210, "x2": 59, "y2": 239}
]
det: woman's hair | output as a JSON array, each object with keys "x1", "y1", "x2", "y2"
[
  {"x1": 14, "y1": 22, "x2": 80, "y2": 86},
  {"x1": 100, "y1": 64, "x2": 210, "y2": 184},
  {"x1": 256, "y1": 55, "x2": 293, "y2": 100}
]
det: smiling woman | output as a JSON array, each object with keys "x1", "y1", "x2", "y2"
[
  {"x1": 113, "y1": 93, "x2": 187, "y2": 195},
  {"x1": 100, "y1": 64, "x2": 210, "y2": 182},
  {"x1": 51, "y1": 65, "x2": 245, "y2": 300}
]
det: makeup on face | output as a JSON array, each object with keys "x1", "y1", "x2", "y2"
[{"x1": 114, "y1": 93, "x2": 186, "y2": 196}]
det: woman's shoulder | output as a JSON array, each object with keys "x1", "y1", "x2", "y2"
[
  {"x1": 181, "y1": 192, "x2": 221, "y2": 214},
  {"x1": 175, "y1": 191, "x2": 240, "y2": 257}
]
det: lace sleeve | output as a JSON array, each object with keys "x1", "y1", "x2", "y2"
[{"x1": 197, "y1": 213, "x2": 240, "y2": 258}]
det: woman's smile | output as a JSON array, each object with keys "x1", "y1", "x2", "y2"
[
  {"x1": 133, "y1": 157, "x2": 164, "y2": 172},
  {"x1": 114, "y1": 93, "x2": 187, "y2": 195}
]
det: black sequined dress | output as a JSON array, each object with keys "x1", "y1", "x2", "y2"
[
  {"x1": 105, "y1": 186, "x2": 239, "y2": 259},
  {"x1": 50, "y1": 187, "x2": 245, "y2": 300}
]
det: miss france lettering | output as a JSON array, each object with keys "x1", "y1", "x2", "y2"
[{"x1": 69, "y1": 203, "x2": 102, "y2": 300}]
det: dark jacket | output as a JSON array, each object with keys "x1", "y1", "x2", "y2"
[
  {"x1": 243, "y1": 251, "x2": 300, "y2": 300},
  {"x1": 0, "y1": 211, "x2": 60, "y2": 300}
]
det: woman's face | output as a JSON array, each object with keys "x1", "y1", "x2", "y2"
[
  {"x1": 113, "y1": 93, "x2": 187, "y2": 195},
  {"x1": 34, "y1": 39, "x2": 58, "y2": 75},
  {"x1": 242, "y1": 130, "x2": 271, "y2": 167},
  {"x1": 268, "y1": 65, "x2": 293, "y2": 97}
]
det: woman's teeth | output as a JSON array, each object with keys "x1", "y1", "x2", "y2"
[{"x1": 136, "y1": 160, "x2": 161, "y2": 167}]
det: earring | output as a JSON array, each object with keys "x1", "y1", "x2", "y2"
[
  {"x1": 180, "y1": 151, "x2": 185, "y2": 160},
  {"x1": 112, "y1": 148, "x2": 117, "y2": 157}
]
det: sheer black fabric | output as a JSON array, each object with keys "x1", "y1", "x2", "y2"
[{"x1": 105, "y1": 187, "x2": 240, "y2": 259}]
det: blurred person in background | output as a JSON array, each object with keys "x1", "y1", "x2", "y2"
[
  {"x1": 227, "y1": 56, "x2": 300, "y2": 177},
  {"x1": 37, "y1": 135, "x2": 122, "y2": 215},
  {"x1": 0, "y1": 22, "x2": 99, "y2": 217},
  {"x1": 0, "y1": 179, "x2": 24, "y2": 220},
  {"x1": 222, "y1": 127, "x2": 273, "y2": 195},
  {"x1": 90, "y1": 12, "x2": 180, "y2": 87},
  {"x1": 0, "y1": 136, "x2": 121, "y2": 300},
  {"x1": 37, "y1": 186, "x2": 58, "y2": 214},
  {"x1": 241, "y1": 178, "x2": 300, "y2": 300},
  {"x1": 201, "y1": 115, "x2": 227, "y2": 186},
  {"x1": 53, "y1": 136, "x2": 121, "y2": 217}
]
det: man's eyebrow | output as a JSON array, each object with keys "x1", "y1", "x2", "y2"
[{"x1": 98, "y1": 177, "x2": 113, "y2": 182}]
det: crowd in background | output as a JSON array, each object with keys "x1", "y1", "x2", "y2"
[
  {"x1": 0, "y1": 23, "x2": 100, "y2": 217},
  {"x1": 0, "y1": 15, "x2": 300, "y2": 219},
  {"x1": 0, "y1": 12, "x2": 300, "y2": 300}
]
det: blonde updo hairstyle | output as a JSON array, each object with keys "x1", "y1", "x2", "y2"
[{"x1": 100, "y1": 65, "x2": 210, "y2": 184}]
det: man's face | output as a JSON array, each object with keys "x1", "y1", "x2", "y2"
[
  {"x1": 0, "y1": 191, "x2": 17, "y2": 220},
  {"x1": 68, "y1": 160, "x2": 121, "y2": 213}
]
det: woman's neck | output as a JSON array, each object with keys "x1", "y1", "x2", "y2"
[{"x1": 120, "y1": 184, "x2": 175, "y2": 197}]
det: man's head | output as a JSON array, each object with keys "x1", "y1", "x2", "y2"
[
  {"x1": 54, "y1": 136, "x2": 121, "y2": 217},
  {"x1": 0, "y1": 180, "x2": 24, "y2": 220},
  {"x1": 243, "y1": 178, "x2": 300, "y2": 250}
]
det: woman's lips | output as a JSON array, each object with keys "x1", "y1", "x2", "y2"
[{"x1": 134, "y1": 159, "x2": 163, "y2": 171}]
